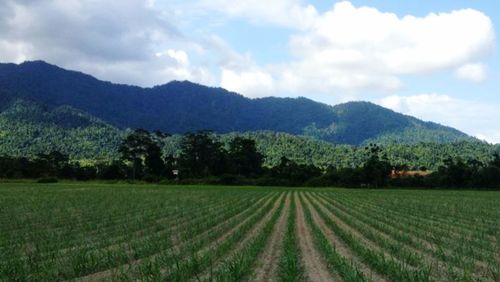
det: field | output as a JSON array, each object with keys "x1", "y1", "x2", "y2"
[{"x1": 0, "y1": 184, "x2": 499, "y2": 281}]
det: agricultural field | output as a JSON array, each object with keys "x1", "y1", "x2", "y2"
[{"x1": 0, "y1": 183, "x2": 499, "y2": 281}]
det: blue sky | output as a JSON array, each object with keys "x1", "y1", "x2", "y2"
[{"x1": 0, "y1": 0, "x2": 499, "y2": 142}]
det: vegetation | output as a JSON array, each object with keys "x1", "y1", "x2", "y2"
[
  {"x1": 0, "y1": 63, "x2": 498, "y2": 188},
  {"x1": 0, "y1": 129, "x2": 498, "y2": 189},
  {"x1": 1, "y1": 99, "x2": 498, "y2": 171},
  {"x1": 159, "y1": 132, "x2": 500, "y2": 171},
  {"x1": 0, "y1": 184, "x2": 498, "y2": 281},
  {"x1": 1, "y1": 55, "x2": 498, "y2": 282},
  {"x1": 278, "y1": 194, "x2": 304, "y2": 281},
  {"x1": 0, "y1": 99, "x2": 122, "y2": 160},
  {"x1": 0, "y1": 60, "x2": 475, "y2": 145},
  {"x1": 0, "y1": 87, "x2": 498, "y2": 173}
]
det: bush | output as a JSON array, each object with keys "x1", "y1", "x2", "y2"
[
  {"x1": 37, "y1": 177, "x2": 58, "y2": 183},
  {"x1": 142, "y1": 174, "x2": 160, "y2": 183},
  {"x1": 216, "y1": 174, "x2": 244, "y2": 185},
  {"x1": 253, "y1": 176, "x2": 292, "y2": 187},
  {"x1": 304, "y1": 176, "x2": 331, "y2": 187},
  {"x1": 159, "y1": 179, "x2": 176, "y2": 185}
]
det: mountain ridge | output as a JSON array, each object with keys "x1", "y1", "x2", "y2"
[{"x1": 0, "y1": 60, "x2": 475, "y2": 145}]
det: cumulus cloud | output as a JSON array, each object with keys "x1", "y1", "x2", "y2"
[
  {"x1": 195, "y1": 1, "x2": 495, "y2": 95},
  {"x1": 158, "y1": 49, "x2": 190, "y2": 66},
  {"x1": 0, "y1": 0, "x2": 496, "y2": 101},
  {"x1": 280, "y1": 2, "x2": 494, "y2": 92},
  {"x1": 0, "y1": 0, "x2": 216, "y2": 86},
  {"x1": 455, "y1": 63, "x2": 488, "y2": 82},
  {"x1": 380, "y1": 94, "x2": 500, "y2": 144},
  {"x1": 221, "y1": 68, "x2": 275, "y2": 97}
]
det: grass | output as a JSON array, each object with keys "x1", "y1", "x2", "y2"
[{"x1": 0, "y1": 183, "x2": 498, "y2": 281}]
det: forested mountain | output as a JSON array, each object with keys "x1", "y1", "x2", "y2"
[
  {"x1": 0, "y1": 60, "x2": 474, "y2": 145},
  {"x1": 0, "y1": 94, "x2": 498, "y2": 170},
  {"x1": 0, "y1": 95, "x2": 122, "y2": 160}
]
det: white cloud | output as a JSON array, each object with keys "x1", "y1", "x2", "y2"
[
  {"x1": 221, "y1": 68, "x2": 275, "y2": 97},
  {"x1": 158, "y1": 49, "x2": 190, "y2": 66},
  {"x1": 196, "y1": 0, "x2": 318, "y2": 30},
  {"x1": 380, "y1": 94, "x2": 500, "y2": 144},
  {"x1": 475, "y1": 133, "x2": 500, "y2": 144},
  {"x1": 0, "y1": 0, "x2": 496, "y2": 101},
  {"x1": 279, "y1": 2, "x2": 494, "y2": 92},
  {"x1": 197, "y1": 1, "x2": 495, "y2": 94},
  {"x1": 455, "y1": 63, "x2": 488, "y2": 82},
  {"x1": 0, "y1": 0, "x2": 217, "y2": 87},
  {"x1": 153, "y1": 49, "x2": 216, "y2": 83}
]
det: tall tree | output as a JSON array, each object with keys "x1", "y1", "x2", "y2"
[
  {"x1": 34, "y1": 151, "x2": 70, "y2": 177},
  {"x1": 178, "y1": 131, "x2": 226, "y2": 178},
  {"x1": 271, "y1": 156, "x2": 321, "y2": 185},
  {"x1": 227, "y1": 137, "x2": 263, "y2": 177},
  {"x1": 144, "y1": 142, "x2": 164, "y2": 177},
  {"x1": 118, "y1": 129, "x2": 166, "y2": 180},
  {"x1": 362, "y1": 144, "x2": 392, "y2": 187}
]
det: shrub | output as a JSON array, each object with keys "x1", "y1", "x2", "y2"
[{"x1": 37, "y1": 177, "x2": 58, "y2": 183}]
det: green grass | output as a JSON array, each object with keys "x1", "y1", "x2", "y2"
[{"x1": 0, "y1": 183, "x2": 498, "y2": 281}]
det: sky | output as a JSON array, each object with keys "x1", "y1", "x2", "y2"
[{"x1": 0, "y1": 0, "x2": 499, "y2": 143}]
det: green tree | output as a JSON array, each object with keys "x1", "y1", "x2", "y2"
[
  {"x1": 145, "y1": 131, "x2": 169, "y2": 177},
  {"x1": 227, "y1": 137, "x2": 263, "y2": 177},
  {"x1": 271, "y1": 156, "x2": 322, "y2": 185},
  {"x1": 118, "y1": 129, "x2": 166, "y2": 180},
  {"x1": 178, "y1": 131, "x2": 227, "y2": 178},
  {"x1": 34, "y1": 151, "x2": 70, "y2": 177},
  {"x1": 362, "y1": 144, "x2": 392, "y2": 187}
]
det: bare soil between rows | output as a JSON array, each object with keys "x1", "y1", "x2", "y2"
[
  {"x1": 251, "y1": 193, "x2": 291, "y2": 282},
  {"x1": 295, "y1": 193, "x2": 336, "y2": 282}
]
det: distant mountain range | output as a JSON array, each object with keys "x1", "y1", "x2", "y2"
[{"x1": 0, "y1": 61, "x2": 475, "y2": 146}]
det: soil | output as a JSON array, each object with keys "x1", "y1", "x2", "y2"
[
  {"x1": 251, "y1": 193, "x2": 291, "y2": 282},
  {"x1": 303, "y1": 193, "x2": 387, "y2": 282},
  {"x1": 295, "y1": 193, "x2": 337, "y2": 282}
]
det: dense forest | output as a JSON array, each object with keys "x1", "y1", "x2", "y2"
[
  {"x1": 0, "y1": 99, "x2": 122, "y2": 159},
  {"x1": 0, "y1": 99, "x2": 498, "y2": 171},
  {"x1": 1, "y1": 130, "x2": 498, "y2": 189},
  {"x1": 0, "y1": 61, "x2": 499, "y2": 188},
  {"x1": 0, "y1": 61, "x2": 474, "y2": 145},
  {"x1": 164, "y1": 132, "x2": 500, "y2": 171}
]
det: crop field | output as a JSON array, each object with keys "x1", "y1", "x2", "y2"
[{"x1": 0, "y1": 183, "x2": 499, "y2": 281}]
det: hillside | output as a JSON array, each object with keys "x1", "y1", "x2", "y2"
[
  {"x1": 162, "y1": 131, "x2": 499, "y2": 170},
  {"x1": 0, "y1": 60, "x2": 474, "y2": 145},
  {"x1": 0, "y1": 96, "x2": 122, "y2": 160},
  {"x1": 0, "y1": 96, "x2": 497, "y2": 169}
]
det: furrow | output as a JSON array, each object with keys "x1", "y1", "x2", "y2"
[
  {"x1": 295, "y1": 192, "x2": 336, "y2": 282},
  {"x1": 302, "y1": 192, "x2": 387, "y2": 282},
  {"x1": 251, "y1": 193, "x2": 291, "y2": 282}
]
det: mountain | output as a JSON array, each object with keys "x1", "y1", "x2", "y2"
[
  {"x1": 0, "y1": 91, "x2": 497, "y2": 170},
  {"x1": 0, "y1": 95, "x2": 122, "y2": 160},
  {"x1": 0, "y1": 60, "x2": 474, "y2": 145},
  {"x1": 306, "y1": 101, "x2": 472, "y2": 144}
]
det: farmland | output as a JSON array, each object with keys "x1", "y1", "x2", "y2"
[{"x1": 0, "y1": 183, "x2": 499, "y2": 281}]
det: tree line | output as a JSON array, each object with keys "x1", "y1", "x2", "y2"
[{"x1": 0, "y1": 129, "x2": 499, "y2": 189}]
